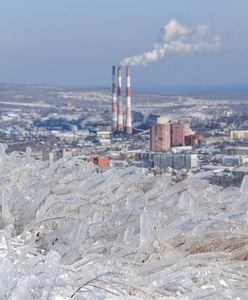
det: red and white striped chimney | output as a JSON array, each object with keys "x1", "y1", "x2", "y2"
[
  {"x1": 112, "y1": 66, "x2": 118, "y2": 130},
  {"x1": 117, "y1": 65, "x2": 124, "y2": 131},
  {"x1": 125, "y1": 66, "x2": 132, "y2": 134}
]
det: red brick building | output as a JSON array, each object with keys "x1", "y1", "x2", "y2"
[
  {"x1": 171, "y1": 122, "x2": 190, "y2": 147},
  {"x1": 150, "y1": 123, "x2": 171, "y2": 152},
  {"x1": 87, "y1": 156, "x2": 110, "y2": 169},
  {"x1": 185, "y1": 134, "x2": 204, "y2": 147}
]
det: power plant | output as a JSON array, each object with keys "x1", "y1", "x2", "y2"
[
  {"x1": 112, "y1": 65, "x2": 132, "y2": 134},
  {"x1": 117, "y1": 65, "x2": 124, "y2": 131},
  {"x1": 125, "y1": 66, "x2": 132, "y2": 134},
  {"x1": 112, "y1": 66, "x2": 118, "y2": 130}
]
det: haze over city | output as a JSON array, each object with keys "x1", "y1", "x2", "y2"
[{"x1": 0, "y1": 0, "x2": 248, "y2": 90}]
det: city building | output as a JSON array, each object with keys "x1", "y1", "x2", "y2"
[
  {"x1": 173, "y1": 154, "x2": 187, "y2": 169},
  {"x1": 95, "y1": 130, "x2": 111, "y2": 145},
  {"x1": 42, "y1": 149, "x2": 63, "y2": 163},
  {"x1": 224, "y1": 146, "x2": 248, "y2": 155},
  {"x1": 150, "y1": 123, "x2": 171, "y2": 152},
  {"x1": 87, "y1": 156, "x2": 110, "y2": 169},
  {"x1": 171, "y1": 122, "x2": 190, "y2": 147},
  {"x1": 230, "y1": 130, "x2": 248, "y2": 140},
  {"x1": 185, "y1": 154, "x2": 199, "y2": 170},
  {"x1": 147, "y1": 114, "x2": 169, "y2": 127},
  {"x1": 185, "y1": 134, "x2": 204, "y2": 147},
  {"x1": 153, "y1": 153, "x2": 199, "y2": 170},
  {"x1": 150, "y1": 118, "x2": 191, "y2": 151},
  {"x1": 222, "y1": 155, "x2": 243, "y2": 167}
]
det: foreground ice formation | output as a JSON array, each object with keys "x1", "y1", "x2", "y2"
[{"x1": 1, "y1": 144, "x2": 248, "y2": 299}]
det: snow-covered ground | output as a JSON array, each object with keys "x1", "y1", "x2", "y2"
[
  {"x1": 58, "y1": 91, "x2": 111, "y2": 103},
  {"x1": 1, "y1": 144, "x2": 248, "y2": 299}
]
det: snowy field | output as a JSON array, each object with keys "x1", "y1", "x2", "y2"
[{"x1": 1, "y1": 144, "x2": 248, "y2": 299}]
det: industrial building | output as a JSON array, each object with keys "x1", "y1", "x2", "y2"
[
  {"x1": 125, "y1": 66, "x2": 132, "y2": 134},
  {"x1": 117, "y1": 65, "x2": 124, "y2": 131},
  {"x1": 111, "y1": 66, "x2": 118, "y2": 130},
  {"x1": 112, "y1": 65, "x2": 132, "y2": 134}
]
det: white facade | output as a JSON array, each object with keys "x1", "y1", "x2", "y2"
[{"x1": 153, "y1": 153, "x2": 199, "y2": 170}]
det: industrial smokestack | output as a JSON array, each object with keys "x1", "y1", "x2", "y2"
[
  {"x1": 117, "y1": 65, "x2": 124, "y2": 131},
  {"x1": 121, "y1": 19, "x2": 220, "y2": 67},
  {"x1": 112, "y1": 66, "x2": 118, "y2": 130},
  {"x1": 125, "y1": 66, "x2": 132, "y2": 134}
]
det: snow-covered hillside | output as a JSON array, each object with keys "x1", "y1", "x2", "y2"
[{"x1": 1, "y1": 144, "x2": 248, "y2": 299}]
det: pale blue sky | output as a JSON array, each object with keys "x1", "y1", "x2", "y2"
[{"x1": 0, "y1": 0, "x2": 247, "y2": 90}]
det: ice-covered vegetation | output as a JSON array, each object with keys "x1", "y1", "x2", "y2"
[{"x1": 1, "y1": 144, "x2": 248, "y2": 299}]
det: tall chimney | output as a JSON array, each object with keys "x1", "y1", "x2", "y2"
[
  {"x1": 117, "y1": 65, "x2": 124, "y2": 131},
  {"x1": 112, "y1": 66, "x2": 118, "y2": 130},
  {"x1": 125, "y1": 66, "x2": 132, "y2": 134}
]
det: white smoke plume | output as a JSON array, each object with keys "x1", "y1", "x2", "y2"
[{"x1": 121, "y1": 19, "x2": 221, "y2": 66}]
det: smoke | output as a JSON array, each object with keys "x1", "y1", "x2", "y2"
[{"x1": 121, "y1": 19, "x2": 221, "y2": 66}]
